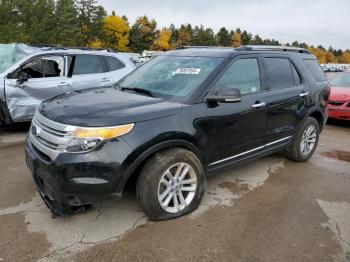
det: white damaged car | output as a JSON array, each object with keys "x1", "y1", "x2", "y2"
[{"x1": 0, "y1": 44, "x2": 136, "y2": 125}]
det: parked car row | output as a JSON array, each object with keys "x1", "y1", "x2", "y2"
[
  {"x1": 0, "y1": 44, "x2": 136, "y2": 126},
  {"x1": 321, "y1": 64, "x2": 349, "y2": 72},
  {"x1": 23, "y1": 45, "x2": 330, "y2": 220}
]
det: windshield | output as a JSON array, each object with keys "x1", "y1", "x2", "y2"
[
  {"x1": 0, "y1": 44, "x2": 35, "y2": 73},
  {"x1": 118, "y1": 55, "x2": 224, "y2": 100},
  {"x1": 330, "y1": 73, "x2": 350, "y2": 87}
]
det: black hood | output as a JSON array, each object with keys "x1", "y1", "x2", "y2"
[{"x1": 39, "y1": 87, "x2": 183, "y2": 127}]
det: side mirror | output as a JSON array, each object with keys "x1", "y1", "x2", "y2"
[
  {"x1": 205, "y1": 87, "x2": 242, "y2": 103},
  {"x1": 17, "y1": 71, "x2": 29, "y2": 84}
]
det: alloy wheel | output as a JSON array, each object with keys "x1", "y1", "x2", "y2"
[
  {"x1": 157, "y1": 162, "x2": 197, "y2": 213},
  {"x1": 300, "y1": 124, "x2": 317, "y2": 156}
]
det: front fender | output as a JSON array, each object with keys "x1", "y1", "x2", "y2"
[{"x1": 116, "y1": 138, "x2": 205, "y2": 195}]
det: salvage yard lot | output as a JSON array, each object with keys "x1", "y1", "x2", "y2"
[
  {"x1": 1, "y1": 121, "x2": 350, "y2": 262},
  {"x1": 0, "y1": 112, "x2": 350, "y2": 260},
  {"x1": 0, "y1": 123, "x2": 350, "y2": 261}
]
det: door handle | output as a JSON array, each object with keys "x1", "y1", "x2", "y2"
[
  {"x1": 251, "y1": 102, "x2": 266, "y2": 108},
  {"x1": 300, "y1": 91, "x2": 309, "y2": 97},
  {"x1": 58, "y1": 82, "x2": 69, "y2": 86},
  {"x1": 101, "y1": 78, "x2": 110, "y2": 82}
]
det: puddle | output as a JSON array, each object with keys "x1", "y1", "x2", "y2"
[
  {"x1": 218, "y1": 181, "x2": 250, "y2": 194},
  {"x1": 320, "y1": 150, "x2": 350, "y2": 163}
]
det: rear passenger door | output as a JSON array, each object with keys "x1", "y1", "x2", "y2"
[
  {"x1": 263, "y1": 56, "x2": 309, "y2": 144},
  {"x1": 70, "y1": 54, "x2": 111, "y2": 90}
]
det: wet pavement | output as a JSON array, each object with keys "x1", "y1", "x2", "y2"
[{"x1": 0, "y1": 121, "x2": 349, "y2": 262}]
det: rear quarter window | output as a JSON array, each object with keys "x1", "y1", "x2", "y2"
[
  {"x1": 303, "y1": 59, "x2": 327, "y2": 82},
  {"x1": 105, "y1": 56, "x2": 126, "y2": 71}
]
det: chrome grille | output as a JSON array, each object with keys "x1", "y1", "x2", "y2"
[{"x1": 29, "y1": 111, "x2": 75, "y2": 161}]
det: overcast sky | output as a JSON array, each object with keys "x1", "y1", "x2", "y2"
[{"x1": 98, "y1": 0, "x2": 349, "y2": 50}]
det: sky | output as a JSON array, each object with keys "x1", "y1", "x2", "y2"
[{"x1": 98, "y1": 0, "x2": 350, "y2": 50}]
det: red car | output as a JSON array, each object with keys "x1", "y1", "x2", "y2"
[{"x1": 327, "y1": 73, "x2": 350, "y2": 121}]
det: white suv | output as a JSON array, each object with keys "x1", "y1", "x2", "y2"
[{"x1": 0, "y1": 44, "x2": 136, "y2": 125}]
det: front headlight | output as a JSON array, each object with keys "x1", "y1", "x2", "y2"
[{"x1": 65, "y1": 123, "x2": 134, "y2": 153}]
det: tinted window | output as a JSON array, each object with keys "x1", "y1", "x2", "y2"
[
  {"x1": 265, "y1": 58, "x2": 295, "y2": 89},
  {"x1": 105, "y1": 56, "x2": 125, "y2": 71},
  {"x1": 214, "y1": 58, "x2": 261, "y2": 95},
  {"x1": 42, "y1": 56, "x2": 64, "y2": 77},
  {"x1": 73, "y1": 55, "x2": 105, "y2": 75},
  {"x1": 22, "y1": 59, "x2": 44, "y2": 78},
  {"x1": 303, "y1": 59, "x2": 327, "y2": 82}
]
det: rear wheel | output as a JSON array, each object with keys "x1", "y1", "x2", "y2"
[
  {"x1": 286, "y1": 117, "x2": 320, "y2": 162},
  {"x1": 136, "y1": 148, "x2": 206, "y2": 221}
]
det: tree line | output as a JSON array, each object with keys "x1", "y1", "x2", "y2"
[{"x1": 1, "y1": 0, "x2": 349, "y2": 63}]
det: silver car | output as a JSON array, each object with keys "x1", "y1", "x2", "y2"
[{"x1": 0, "y1": 44, "x2": 136, "y2": 125}]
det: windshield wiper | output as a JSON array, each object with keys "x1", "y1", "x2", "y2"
[{"x1": 120, "y1": 86, "x2": 154, "y2": 97}]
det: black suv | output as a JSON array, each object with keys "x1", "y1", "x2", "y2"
[{"x1": 25, "y1": 46, "x2": 329, "y2": 220}]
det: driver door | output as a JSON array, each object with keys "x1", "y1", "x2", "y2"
[
  {"x1": 4, "y1": 55, "x2": 72, "y2": 121},
  {"x1": 203, "y1": 55, "x2": 269, "y2": 168}
]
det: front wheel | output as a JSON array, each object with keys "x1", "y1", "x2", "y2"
[
  {"x1": 136, "y1": 148, "x2": 206, "y2": 221},
  {"x1": 286, "y1": 117, "x2": 320, "y2": 162}
]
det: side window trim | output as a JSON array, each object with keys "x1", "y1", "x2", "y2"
[
  {"x1": 208, "y1": 55, "x2": 265, "y2": 97},
  {"x1": 289, "y1": 60, "x2": 302, "y2": 86},
  {"x1": 99, "y1": 55, "x2": 109, "y2": 72}
]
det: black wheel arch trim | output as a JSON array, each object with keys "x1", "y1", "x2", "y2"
[
  {"x1": 306, "y1": 108, "x2": 326, "y2": 131},
  {"x1": 116, "y1": 139, "x2": 206, "y2": 195}
]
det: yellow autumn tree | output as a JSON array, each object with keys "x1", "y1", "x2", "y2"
[
  {"x1": 231, "y1": 32, "x2": 242, "y2": 47},
  {"x1": 308, "y1": 47, "x2": 327, "y2": 64},
  {"x1": 340, "y1": 51, "x2": 350, "y2": 64},
  {"x1": 153, "y1": 29, "x2": 172, "y2": 51},
  {"x1": 88, "y1": 39, "x2": 103, "y2": 48},
  {"x1": 102, "y1": 14, "x2": 130, "y2": 52}
]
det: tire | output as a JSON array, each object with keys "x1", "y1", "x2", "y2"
[
  {"x1": 286, "y1": 117, "x2": 320, "y2": 162},
  {"x1": 136, "y1": 147, "x2": 206, "y2": 221}
]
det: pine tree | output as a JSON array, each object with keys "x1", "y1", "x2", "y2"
[
  {"x1": 217, "y1": 27, "x2": 231, "y2": 46},
  {"x1": 241, "y1": 30, "x2": 252, "y2": 45},
  {"x1": 76, "y1": 0, "x2": 107, "y2": 45},
  {"x1": 54, "y1": 0, "x2": 80, "y2": 46}
]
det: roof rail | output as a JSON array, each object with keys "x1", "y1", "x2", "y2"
[
  {"x1": 30, "y1": 44, "x2": 67, "y2": 50},
  {"x1": 175, "y1": 46, "x2": 234, "y2": 50},
  {"x1": 236, "y1": 45, "x2": 311, "y2": 54},
  {"x1": 30, "y1": 45, "x2": 114, "y2": 52},
  {"x1": 68, "y1": 47, "x2": 114, "y2": 52}
]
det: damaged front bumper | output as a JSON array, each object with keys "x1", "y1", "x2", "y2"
[{"x1": 25, "y1": 137, "x2": 127, "y2": 217}]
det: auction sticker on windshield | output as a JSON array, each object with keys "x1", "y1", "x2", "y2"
[{"x1": 174, "y1": 68, "x2": 201, "y2": 75}]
